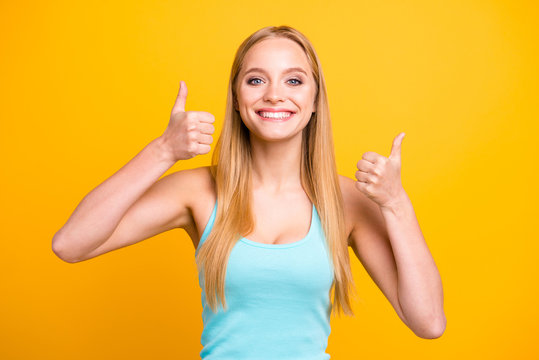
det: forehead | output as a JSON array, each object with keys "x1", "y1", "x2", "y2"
[{"x1": 241, "y1": 37, "x2": 312, "y2": 74}]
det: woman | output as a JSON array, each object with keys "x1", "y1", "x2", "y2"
[{"x1": 52, "y1": 25, "x2": 445, "y2": 358}]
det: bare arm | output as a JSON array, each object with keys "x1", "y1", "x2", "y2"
[
  {"x1": 52, "y1": 81, "x2": 215, "y2": 262},
  {"x1": 350, "y1": 133, "x2": 446, "y2": 338},
  {"x1": 344, "y1": 176, "x2": 445, "y2": 339},
  {"x1": 52, "y1": 137, "x2": 175, "y2": 262}
]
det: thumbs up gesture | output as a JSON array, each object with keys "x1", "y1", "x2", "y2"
[
  {"x1": 355, "y1": 132, "x2": 407, "y2": 210},
  {"x1": 161, "y1": 81, "x2": 216, "y2": 162}
]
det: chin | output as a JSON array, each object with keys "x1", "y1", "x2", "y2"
[{"x1": 249, "y1": 129, "x2": 304, "y2": 143}]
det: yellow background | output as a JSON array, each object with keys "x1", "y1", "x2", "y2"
[{"x1": 1, "y1": 0, "x2": 538, "y2": 358}]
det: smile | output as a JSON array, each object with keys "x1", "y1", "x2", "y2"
[{"x1": 256, "y1": 111, "x2": 295, "y2": 121}]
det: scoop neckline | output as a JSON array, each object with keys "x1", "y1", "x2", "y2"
[{"x1": 239, "y1": 203, "x2": 316, "y2": 249}]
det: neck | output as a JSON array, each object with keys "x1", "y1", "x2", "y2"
[{"x1": 249, "y1": 133, "x2": 303, "y2": 193}]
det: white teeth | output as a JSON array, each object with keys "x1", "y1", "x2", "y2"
[{"x1": 258, "y1": 111, "x2": 293, "y2": 119}]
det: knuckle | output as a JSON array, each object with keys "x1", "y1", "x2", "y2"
[
  {"x1": 357, "y1": 181, "x2": 367, "y2": 191},
  {"x1": 187, "y1": 119, "x2": 198, "y2": 131},
  {"x1": 187, "y1": 142, "x2": 198, "y2": 155},
  {"x1": 187, "y1": 131, "x2": 198, "y2": 142}
]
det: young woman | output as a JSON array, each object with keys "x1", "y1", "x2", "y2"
[{"x1": 52, "y1": 25, "x2": 445, "y2": 359}]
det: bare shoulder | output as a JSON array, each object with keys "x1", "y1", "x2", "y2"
[
  {"x1": 165, "y1": 165, "x2": 215, "y2": 199},
  {"x1": 338, "y1": 174, "x2": 365, "y2": 211},
  {"x1": 175, "y1": 165, "x2": 215, "y2": 192},
  {"x1": 338, "y1": 174, "x2": 384, "y2": 247}
]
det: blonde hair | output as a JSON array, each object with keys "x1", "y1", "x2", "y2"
[{"x1": 195, "y1": 25, "x2": 357, "y2": 318}]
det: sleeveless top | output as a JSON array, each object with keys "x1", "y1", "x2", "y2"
[{"x1": 195, "y1": 200, "x2": 335, "y2": 360}]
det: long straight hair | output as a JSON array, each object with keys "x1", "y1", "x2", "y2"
[{"x1": 195, "y1": 25, "x2": 357, "y2": 318}]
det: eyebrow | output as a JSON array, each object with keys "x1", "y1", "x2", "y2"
[{"x1": 243, "y1": 67, "x2": 308, "y2": 76}]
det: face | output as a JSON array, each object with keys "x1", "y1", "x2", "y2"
[{"x1": 235, "y1": 37, "x2": 318, "y2": 142}]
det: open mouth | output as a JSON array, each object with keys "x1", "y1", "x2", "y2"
[{"x1": 256, "y1": 111, "x2": 295, "y2": 121}]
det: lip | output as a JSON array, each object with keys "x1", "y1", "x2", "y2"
[{"x1": 256, "y1": 108, "x2": 296, "y2": 113}]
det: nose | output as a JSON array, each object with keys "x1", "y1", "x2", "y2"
[{"x1": 263, "y1": 82, "x2": 285, "y2": 103}]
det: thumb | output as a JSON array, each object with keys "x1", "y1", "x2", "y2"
[
  {"x1": 389, "y1": 132, "x2": 405, "y2": 160},
  {"x1": 172, "y1": 80, "x2": 188, "y2": 112}
]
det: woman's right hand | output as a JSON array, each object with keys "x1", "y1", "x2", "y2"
[{"x1": 161, "y1": 81, "x2": 215, "y2": 162}]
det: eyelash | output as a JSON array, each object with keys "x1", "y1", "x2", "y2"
[{"x1": 246, "y1": 77, "x2": 303, "y2": 86}]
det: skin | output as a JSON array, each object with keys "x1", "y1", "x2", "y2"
[
  {"x1": 53, "y1": 37, "x2": 445, "y2": 340},
  {"x1": 232, "y1": 37, "x2": 319, "y2": 242}
]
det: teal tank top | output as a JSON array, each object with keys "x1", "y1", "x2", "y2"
[{"x1": 195, "y1": 200, "x2": 335, "y2": 359}]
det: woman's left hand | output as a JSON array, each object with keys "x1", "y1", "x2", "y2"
[{"x1": 355, "y1": 132, "x2": 407, "y2": 210}]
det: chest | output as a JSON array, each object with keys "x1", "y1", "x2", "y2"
[
  {"x1": 198, "y1": 214, "x2": 335, "y2": 307},
  {"x1": 242, "y1": 200, "x2": 314, "y2": 245},
  {"x1": 237, "y1": 187, "x2": 316, "y2": 244},
  {"x1": 190, "y1": 182, "x2": 356, "y2": 250}
]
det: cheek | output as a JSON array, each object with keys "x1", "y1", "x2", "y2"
[
  {"x1": 238, "y1": 85, "x2": 261, "y2": 102},
  {"x1": 298, "y1": 92, "x2": 316, "y2": 109}
]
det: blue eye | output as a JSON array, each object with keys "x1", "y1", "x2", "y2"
[
  {"x1": 288, "y1": 78, "x2": 302, "y2": 86},
  {"x1": 247, "y1": 78, "x2": 262, "y2": 85}
]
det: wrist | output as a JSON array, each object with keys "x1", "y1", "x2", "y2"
[
  {"x1": 150, "y1": 136, "x2": 177, "y2": 167},
  {"x1": 380, "y1": 189, "x2": 410, "y2": 216}
]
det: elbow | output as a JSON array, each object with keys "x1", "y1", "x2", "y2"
[
  {"x1": 52, "y1": 234, "x2": 79, "y2": 263},
  {"x1": 415, "y1": 313, "x2": 446, "y2": 339}
]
